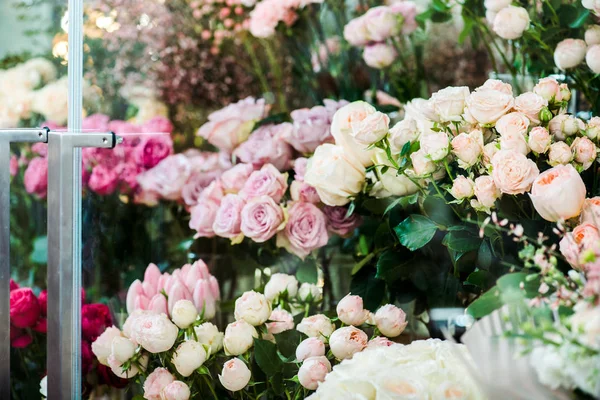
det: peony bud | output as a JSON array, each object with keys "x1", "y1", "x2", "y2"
[
  {"x1": 554, "y1": 39, "x2": 587, "y2": 70},
  {"x1": 586, "y1": 25, "x2": 600, "y2": 45},
  {"x1": 172, "y1": 340, "x2": 207, "y2": 377},
  {"x1": 92, "y1": 326, "x2": 123, "y2": 366},
  {"x1": 297, "y1": 283, "x2": 322, "y2": 302},
  {"x1": 223, "y1": 320, "x2": 258, "y2": 356},
  {"x1": 266, "y1": 309, "x2": 295, "y2": 336},
  {"x1": 171, "y1": 300, "x2": 198, "y2": 329},
  {"x1": 297, "y1": 314, "x2": 336, "y2": 342},
  {"x1": 336, "y1": 294, "x2": 370, "y2": 326},
  {"x1": 329, "y1": 326, "x2": 368, "y2": 360},
  {"x1": 587, "y1": 117, "x2": 600, "y2": 140},
  {"x1": 264, "y1": 273, "x2": 299, "y2": 302},
  {"x1": 374, "y1": 304, "x2": 407, "y2": 337},
  {"x1": 219, "y1": 358, "x2": 251, "y2": 392},
  {"x1": 296, "y1": 337, "x2": 326, "y2": 361},
  {"x1": 298, "y1": 356, "x2": 331, "y2": 390},
  {"x1": 234, "y1": 291, "x2": 271, "y2": 326},
  {"x1": 160, "y1": 381, "x2": 190, "y2": 400},
  {"x1": 492, "y1": 6, "x2": 530, "y2": 40},
  {"x1": 194, "y1": 322, "x2": 224, "y2": 356},
  {"x1": 143, "y1": 368, "x2": 176, "y2": 400}
]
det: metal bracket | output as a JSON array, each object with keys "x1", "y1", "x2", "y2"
[
  {"x1": 46, "y1": 130, "x2": 118, "y2": 400},
  {"x1": 0, "y1": 128, "x2": 49, "y2": 399}
]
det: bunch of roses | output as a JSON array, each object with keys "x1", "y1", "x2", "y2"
[
  {"x1": 125, "y1": 261, "x2": 220, "y2": 319},
  {"x1": 0, "y1": 58, "x2": 57, "y2": 128},
  {"x1": 20, "y1": 113, "x2": 174, "y2": 199},
  {"x1": 307, "y1": 77, "x2": 600, "y2": 223},
  {"x1": 553, "y1": 27, "x2": 600, "y2": 74},
  {"x1": 343, "y1": 2, "x2": 418, "y2": 69},
  {"x1": 248, "y1": 0, "x2": 324, "y2": 38},
  {"x1": 306, "y1": 339, "x2": 485, "y2": 399}
]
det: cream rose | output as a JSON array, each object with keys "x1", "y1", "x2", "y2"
[
  {"x1": 264, "y1": 273, "x2": 299, "y2": 302},
  {"x1": 350, "y1": 111, "x2": 390, "y2": 145},
  {"x1": 336, "y1": 294, "x2": 370, "y2": 326},
  {"x1": 449, "y1": 176, "x2": 475, "y2": 200},
  {"x1": 477, "y1": 78, "x2": 513, "y2": 95},
  {"x1": 420, "y1": 131, "x2": 450, "y2": 161},
  {"x1": 514, "y1": 93, "x2": 548, "y2": 125},
  {"x1": 528, "y1": 127, "x2": 551, "y2": 154},
  {"x1": 491, "y1": 150, "x2": 539, "y2": 194},
  {"x1": 219, "y1": 358, "x2": 251, "y2": 392},
  {"x1": 234, "y1": 290, "x2": 271, "y2": 326},
  {"x1": 586, "y1": 44, "x2": 600, "y2": 73},
  {"x1": 492, "y1": 6, "x2": 530, "y2": 40},
  {"x1": 298, "y1": 283, "x2": 322, "y2": 302},
  {"x1": 223, "y1": 320, "x2": 258, "y2": 356},
  {"x1": 329, "y1": 326, "x2": 368, "y2": 360},
  {"x1": 304, "y1": 144, "x2": 366, "y2": 206},
  {"x1": 389, "y1": 118, "x2": 421, "y2": 153},
  {"x1": 172, "y1": 340, "x2": 207, "y2": 377},
  {"x1": 554, "y1": 39, "x2": 587, "y2": 70},
  {"x1": 430, "y1": 86, "x2": 470, "y2": 122},
  {"x1": 297, "y1": 314, "x2": 336, "y2": 342},
  {"x1": 451, "y1": 130, "x2": 483, "y2": 168},
  {"x1": 482, "y1": 142, "x2": 500, "y2": 167},
  {"x1": 473, "y1": 175, "x2": 501, "y2": 209},
  {"x1": 374, "y1": 304, "x2": 407, "y2": 337},
  {"x1": 572, "y1": 137, "x2": 597, "y2": 170},
  {"x1": 466, "y1": 89, "x2": 514, "y2": 125},
  {"x1": 330, "y1": 102, "x2": 379, "y2": 167},
  {"x1": 530, "y1": 164, "x2": 586, "y2": 222},
  {"x1": 496, "y1": 112, "x2": 531, "y2": 135},
  {"x1": 548, "y1": 142, "x2": 573, "y2": 166},
  {"x1": 533, "y1": 77, "x2": 562, "y2": 102},
  {"x1": 410, "y1": 149, "x2": 436, "y2": 176}
]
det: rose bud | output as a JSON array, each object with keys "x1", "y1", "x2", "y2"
[
  {"x1": 298, "y1": 283, "x2": 322, "y2": 302},
  {"x1": 296, "y1": 337, "x2": 326, "y2": 361},
  {"x1": 110, "y1": 336, "x2": 136, "y2": 364},
  {"x1": 451, "y1": 130, "x2": 483, "y2": 168},
  {"x1": 572, "y1": 137, "x2": 597, "y2": 170},
  {"x1": 10, "y1": 288, "x2": 40, "y2": 328},
  {"x1": 297, "y1": 315, "x2": 336, "y2": 342},
  {"x1": 143, "y1": 368, "x2": 175, "y2": 400},
  {"x1": 171, "y1": 300, "x2": 198, "y2": 329},
  {"x1": 374, "y1": 304, "x2": 408, "y2": 337},
  {"x1": 410, "y1": 149, "x2": 436, "y2": 176},
  {"x1": 194, "y1": 322, "x2": 224, "y2": 356},
  {"x1": 223, "y1": 320, "x2": 258, "y2": 356},
  {"x1": 172, "y1": 340, "x2": 207, "y2": 377},
  {"x1": 528, "y1": 127, "x2": 551, "y2": 154},
  {"x1": 586, "y1": 116, "x2": 600, "y2": 140},
  {"x1": 449, "y1": 176, "x2": 475, "y2": 200},
  {"x1": 530, "y1": 164, "x2": 586, "y2": 222},
  {"x1": 161, "y1": 380, "x2": 191, "y2": 400},
  {"x1": 92, "y1": 326, "x2": 123, "y2": 366},
  {"x1": 234, "y1": 290, "x2": 271, "y2": 326},
  {"x1": 336, "y1": 294, "x2": 370, "y2": 326},
  {"x1": 264, "y1": 273, "x2": 299, "y2": 302},
  {"x1": 473, "y1": 175, "x2": 501, "y2": 209},
  {"x1": 548, "y1": 142, "x2": 573, "y2": 166},
  {"x1": 219, "y1": 358, "x2": 252, "y2": 392},
  {"x1": 298, "y1": 356, "x2": 332, "y2": 390},
  {"x1": 329, "y1": 326, "x2": 368, "y2": 360}
]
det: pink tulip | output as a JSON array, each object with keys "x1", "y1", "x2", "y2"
[
  {"x1": 144, "y1": 263, "x2": 162, "y2": 290},
  {"x1": 208, "y1": 276, "x2": 221, "y2": 301},
  {"x1": 184, "y1": 264, "x2": 203, "y2": 293},
  {"x1": 193, "y1": 260, "x2": 210, "y2": 279},
  {"x1": 193, "y1": 280, "x2": 216, "y2": 319},
  {"x1": 148, "y1": 294, "x2": 168, "y2": 315},
  {"x1": 157, "y1": 273, "x2": 171, "y2": 293},
  {"x1": 126, "y1": 280, "x2": 143, "y2": 314},
  {"x1": 142, "y1": 281, "x2": 157, "y2": 299},
  {"x1": 180, "y1": 264, "x2": 192, "y2": 280},
  {"x1": 134, "y1": 294, "x2": 150, "y2": 311}
]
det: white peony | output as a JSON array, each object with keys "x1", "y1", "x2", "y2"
[{"x1": 234, "y1": 290, "x2": 271, "y2": 326}]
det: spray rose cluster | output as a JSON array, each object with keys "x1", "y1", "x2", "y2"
[
  {"x1": 343, "y1": 2, "x2": 418, "y2": 69},
  {"x1": 248, "y1": 0, "x2": 324, "y2": 38}
]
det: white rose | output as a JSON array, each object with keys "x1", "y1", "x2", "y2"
[
  {"x1": 297, "y1": 314, "x2": 336, "y2": 342},
  {"x1": 296, "y1": 337, "x2": 326, "y2": 361},
  {"x1": 586, "y1": 25, "x2": 600, "y2": 45},
  {"x1": 430, "y1": 86, "x2": 470, "y2": 122},
  {"x1": 223, "y1": 320, "x2": 258, "y2": 356},
  {"x1": 484, "y1": 0, "x2": 511, "y2": 12},
  {"x1": 528, "y1": 127, "x2": 551, "y2": 154},
  {"x1": 92, "y1": 326, "x2": 123, "y2": 366},
  {"x1": 420, "y1": 131, "x2": 450, "y2": 161},
  {"x1": 264, "y1": 273, "x2": 299, "y2": 302},
  {"x1": 194, "y1": 322, "x2": 224, "y2": 356},
  {"x1": 305, "y1": 144, "x2": 366, "y2": 206},
  {"x1": 548, "y1": 142, "x2": 573, "y2": 166},
  {"x1": 586, "y1": 44, "x2": 600, "y2": 73},
  {"x1": 330, "y1": 101, "x2": 379, "y2": 167},
  {"x1": 172, "y1": 340, "x2": 207, "y2": 377},
  {"x1": 451, "y1": 130, "x2": 484, "y2": 168},
  {"x1": 410, "y1": 149, "x2": 437, "y2": 176},
  {"x1": 111, "y1": 336, "x2": 136, "y2": 364},
  {"x1": 234, "y1": 290, "x2": 271, "y2": 326},
  {"x1": 131, "y1": 313, "x2": 179, "y2": 354},
  {"x1": 329, "y1": 326, "x2": 368, "y2": 360},
  {"x1": 548, "y1": 114, "x2": 570, "y2": 139},
  {"x1": 449, "y1": 176, "x2": 475, "y2": 200},
  {"x1": 389, "y1": 118, "x2": 421, "y2": 153},
  {"x1": 374, "y1": 304, "x2": 408, "y2": 337},
  {"x1": 298, "y1": 356, "x2": 332, "y2": 390},
  {"x1": 404, "y1": 98, "x2": 439, "y2": 122},
  {"x1": 336, "y1": 294, "x2": 370, "y2": 326},
  {"x1": 554, "y1": 39, "x2": 587, "y2": 70},
  {"x1": 171, "y1": 300, "x2": 198, "y2": 329},
  {"x1": 493, "y1": 6, "x2": 530, "y2": 40},
  {"x1": 350, "y1": 111, "x2": 390, "y2": 145},
  {"x1": 298, "y1": 283, "x2": 322, "y2": 302},
  {"x1": 466, "y1": 89, "x2": 514, "y2": 125},
  {"x1": 219, "y1": 358, "x2": 251, "y2": 392},
  {"x1": 514, "y1": 93, "x2": 548, "y2": 125}
]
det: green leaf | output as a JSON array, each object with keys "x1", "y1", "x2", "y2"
[
  {"x1": 254, "y1": 339, "x2": 283, "y2": 376},
  {"x1": 430, "y1": 11, "x2": 453, "y2": 23},
  {"x1": 477, "y1": 240, "x2": 493, "y2": 270},
  {"x1": 423, "y1": 196, "x2": 456, "y2": 227},
  {"x1": 394, "y1": 215, "x2": 437, "y2": 251},
  {"x1": 458, "y1": 17, "x2": 474, "y2": 44},
  {"x1": 350, "y1": 270, "x2": 386, "y2": 312},
  {"x1": 375, "y1": 250, "x2": 413, "y2": 283},
  {"x1": 431, "y1": 0, "x2": 451, "y2": 12},
  {"x1": 296, "y1": 258, "x2": 318, "y2": 284},
  {"x1": 275, "y1": 329, "x2": 304, "y2": 359},
  {"x1": 29, "y1": 236, "x2": 47, "y2": 264},
  {"x1": 442, "y1": 230, "x2": 482, "y2": 253},
  {"x1": 569, "y1": 9, "x2": 590, "y2": 28},
  {"x1": 497, "y1": 272, "x2": 539, "y2": 298},
  {"x1": 400, "y1": 141, "x2": 412, "y2": 156},
  {"x1": 465, "y1": 269, "x2": 495, "y2": 290},
  {"x1": 466, "y1": 286, "x2": 503, "y2": 318}
]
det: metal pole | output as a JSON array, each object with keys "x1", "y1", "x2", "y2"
[{"x1": 0, "y1": 128, "x2": 48, "y2": 398}]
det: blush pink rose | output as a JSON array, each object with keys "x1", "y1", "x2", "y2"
[
  {"x1": 514, "y1": 93, "x2": 548, "y2": 125},
  {"x1": 298, "y1": 356, "x2": 331, "y2": 390},
  {"x1": 290, "y1": 181, "x2": 321, "y2": 204},
  {"x1": 181, "y1": 172, "x2": 219, "y2": 207},
  {"x1": 451, "y1": 130, "x2": 483, "y2": 168},
  {"x1": 265, "y1": 309, "x2": 295, "y2": 335},
  {"x1": 199, "y1": 180, "x2": 225, "y2": 204},
  {"x1": 528, "y1": 127, "x2": 551, "y2": 154},
  {"x1": 137, "y1": 155, "x2": 192, "y2": 201},
  {"x1": 491, "y1": 150, "x2": 539, "y2": 194},
  {"x1": 213, "y1": 194, "x2": 246, "y2": 240},
  {"x1": 529, "y1": 164, "x2": 586, "y2": 222},
  {"x1": 240, "y1": 164, "x2": 288, "y2": 202},
  {"x1": 88, "y1": 165, "x2": 119, "y2": 195},
  {"x1": 466, "y1": 89, "x2": 514, "y2": 125},
  {"x1": 240, "y1": 196, "x2": 285, "y2": 243},
  {"x1": 572, "y1": 137, "x2": 597, "y2": 170},
  {"x1": 560, "y1": 223, "x2": 600, "y2": 267},
  {"x1": 189, "y1": 200, "x2": 220, "y2": 238},
  {"x1": 581, "y1": 197, "x2": 600, "y2": 226},
  {"x1": 293, "y1": 157, "x2": 309, "y2": 181},
  {"x1": 276, "y1": 202, "x2": 328, "y2": 259},
  {"x1": 234, "y1": 124, "x2": 294, "y2": 171},
  {"x1": 296, "y1": 337, "x2": 326, "y2": 361},
  {"x1": 134, "y1": 134, "x2": 174, "y2": 169},
  {"x1": 324, "y1": 206, "x2": 362, "y2": 237},
  {"x1": 221, "y1": 163, "x2": 254, "y2": 194},
  {"x1": 285, "y1": 104, "x2": 336, "y2": 153},
  {"x1": 473, "y1": 175, "x2": 501, "y2": 209},
  {"x1": 24, "y1": 157, "x2": 48, "y2": 198}
]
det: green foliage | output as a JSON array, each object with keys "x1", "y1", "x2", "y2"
[
  {"x1": 394, "y1": 215, "x2": 438, "y2": 251},
  {"x1": 296, "y1": 257, "x2": 318, "y2": 284},
  {"x1": 254, "y1": 339, "x2": 283, "y2": 376}
]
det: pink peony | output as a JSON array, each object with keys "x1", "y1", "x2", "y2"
[
  {"x1": 293, "y1": 158, "x2": 309, "y2": 181},
  {"x1": 324, "y1": 206, "x2": 362, "y2": 237},
  {"x1": 276, "y1": 202, "x2": 329, "y2": 259},
  {"x1": 240, "y1": 196, "x2": 285, "y2": 242},
  {"x1": 9, "y1": 155, "x2": 17, "y2": 177},
  {"x1": 117, "y1": 162, "x2": 142, "y2": 192},
  {"x1": 213, "y1": 194, "x2": 246, "y2": 240},
  {"x1": 234, "y1": 124, "x2": 294, "y2": 171},
  {"x1": 143, "y1": 368, "x2": 175, "y2": 400},
  {"x1": 134, "y1": 134, "x2": 174, "y2": 169},
  {"x1": 240, "y1": 164, "x2": 288, "y2": 202},
  {"x1": 529, "y1": 164, "x2": 586, "y2": 222},
  {"x1": 23, "y1": 157, "x2": 48, "y2": 198},
  {"x1": 88, "y1": 165, "x2": 119, "y2": 195}
]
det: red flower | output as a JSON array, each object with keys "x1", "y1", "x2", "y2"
[
  {"x1": 38, "y1": 290, "x2": 47, "y2": 316},
  {"x1": 10, "y1": 288, "x2": 40, "y2": 328},
  {"x1": 81, "y1": 304, "x2": 112, "y2": 342},
  {"x1": 33, "y1": 318, "x2": 47, "y2": 333},
  {"x1": 11, "y1": 332, "x2": 32, "y2": 348},
  {"x1": 10, "y1": 279, "x2": 19, "y2": 291}
]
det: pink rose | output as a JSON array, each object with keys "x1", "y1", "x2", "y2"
[
  {"x1": 491, "y1": 150, "x2": 539, "y2": 194},
  {"x1": 285, "y1": 103, "x2": 339, "y2": 153},
  {"x1": 533, "y1": 77, "x2": 563, "y2": 102},
  {"x1": 572, "y1": 137, "x2": 597, "y2": 170},
  {"x1": 213, "y1": 194, "x2": 246, "y2": 240},
  {"x1": 324, "y1": 206, "x2": 362, "y2": 237},
  {"x1": 137, "y1": 155, "x2": 192, "y2": 201},
  {"x1": 240, "y1": 164, "x2": 288, "y2": 202},
  {"x1": 134, "y1": 134, "x2": 174, "y2": 169},
  {"x1": 410, "y1": 149, "x2": 436, "y2": 176},
  {"x1": 248, "y1": 0, "x2": 296, "y2": 38},
  {"x1": 108, "y1": 120, "x2": 140, "y2": 134},
  {"x1": 451, "y1": 129, "x2": 483, "y2": 168},
  {"x1": 560, "y1": 223, "x2": 600, "y2": 267},
  {"x1": 10, "y1": 288, "x2": 40, "y2": 328},
  {"x1": 189, "y1": 200, "x2": 220, "y2": 238},
  {"x1": 530, "y1": 164, "x2": 586, "y2": 221},
  {"x1": 298, "y1": 356, "x2": 331, "y2": 390},
  {"x1": 528, "y1": 127, "x2": 551, "y2": 154},
  {"x1": 548, "y1": 142, "x2": 573, "y2": 166},
  {"x1": 466, "y1": 89, "x2": 514, "y2": 125},
  {"x1": 240, "y1": 196, "x2": 285, "y2": 242},
  {"x1": 181, "y1": 172, "x2": 219, "y2": 207},
  {"x1": 367, "y1": 336, "x2": 394, "y2": 348},
  {"x1": 276, "y1": 202, "x2": 329, "y2": 259},
  {"x1": 363, "y1": 6, "x2": 400, "y2": 41},
  {"x1": 24, "y1": 157, "x2": 48, "y2": 198},
  {"x1": 290, "y1": 181, "x2": 321, "y2": 204},
  {"x1": 514, "y1": 93, "x2": 548, "y2": 125},
  {"x1": 581, "y1": 197, "x2": 600, "y2": 226},
  {"x1": 221, "y1": 163, "x2": 254, "y2": 194},
  {"x1": 142, "y1": 116, "x2": 173, "y2": 134},
  {"x1": 117, "y1": 162, "x2": 142, "y2": 192},
  {"x1": 476, "y1": 79, "x2": 513, "y2": 95},
  {"x1": 496, "y1": 112, "x2": 530, "y2": 137},
  {"x1": 449, "y1": 175, "x2": 475, "y2": 200},
  {"x1": 234, "y1": 124, "x2": 294, "y2": 171},
  {"x1": 296, "y1": 337, "x2": 326, "y2": 361},
  {"x1": 293, "y1": 158, "x2": 309, "y2": 181},
  {"x1": 199, "y1": 180, "x2": 225, "y2": 204},
  {"x1": 374, "y1": 304, "x2": 407, "y2": 337},
  {"x1": 143, "y1": 368, "x2": 176, "y2": 400},
  {"x1": 363, "y1": 43, "x2": 397, "y2": 69},
  {"x1": 473, "y1": 175, "x2": 501, "y2": 209},
  {"x1": 88, "y1": 165, "x2": 119, "y2": 195}
]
